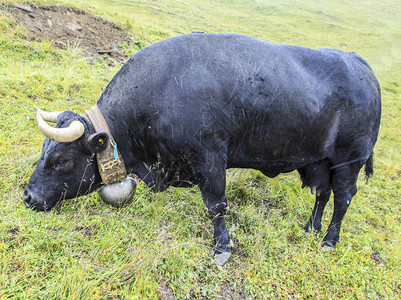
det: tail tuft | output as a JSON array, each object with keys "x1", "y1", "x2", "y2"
[{"x1": 365, "y1": 152, "x2": 374, "y2": 182}]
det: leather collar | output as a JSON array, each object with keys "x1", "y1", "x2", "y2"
[{"x1": 83, "y1": 105, "x2": 128, "y2": 185}]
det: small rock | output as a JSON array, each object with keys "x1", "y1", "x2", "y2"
[
  {"x1": 15, "y1": 4, "x2": 33, "y2": 13},
  {"x1": 66, "y1": 23, "x2": 82, "y2": 31},
  {"x1": 97, "y1": 50, "x2": 112, "y2": 55},
  {"x1": 55, "y1": 41, "x2": 66, "y2": 48}
]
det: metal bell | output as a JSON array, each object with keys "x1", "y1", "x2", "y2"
[{"x1": 98, "y1": 176, "x2": 137, "y2": 207}]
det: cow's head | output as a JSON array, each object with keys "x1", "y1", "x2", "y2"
[{"x1": 23, "y1": 107, "x2": 109, "y2": 211}]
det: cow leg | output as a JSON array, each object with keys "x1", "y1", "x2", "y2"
[
  {"x1": 322, "y1": 162, "x2": 362, "y2": 251},
  {"x1": 210, "y1": 200, "x2": 232, "y2": 266},
  {"x1": 193, "y1": 161, "x2": 232, "y2": 265},
  {"x1": 299, "y1": 161, "x2": 331, "y2": 232},
  {"x1": 304, "y1": 189, "x2": 331, "y2": 232}
]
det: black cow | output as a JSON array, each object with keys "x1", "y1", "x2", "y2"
[{"x1": 24, "y1": 33, "x2": 381, "y2": 265}]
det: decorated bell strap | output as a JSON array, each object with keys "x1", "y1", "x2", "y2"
[{"x1": 83, "y1": 105, "x2": 127, "y2": 185}]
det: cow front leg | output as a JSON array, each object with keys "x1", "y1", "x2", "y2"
[
  {"x1": 209, "y1": 199, "x2": 233, "y2": 265},
  {"x1": 194, "y1": 165, "x2": 232, "y2": 265}
]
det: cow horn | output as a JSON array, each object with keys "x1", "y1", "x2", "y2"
[
  {"x1": 33, "y1": 106, "x2": 63, "y2": 123},
  {"x1": 34, "y1": 106, "x2": 85, "y2": 142}
]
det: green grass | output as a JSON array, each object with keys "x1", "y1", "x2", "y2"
[{"x1": 1, "y1": 0, "x2": 401, "y2": 298}]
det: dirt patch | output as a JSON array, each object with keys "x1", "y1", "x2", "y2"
[
  {"x1": 159, "y1": 280, "x2": 175, "y2": 300},
  {"x1": 371, "y1": 250, "x2": 385, "y2": 266},
  {"x1": 7, "y1": 226, "x2": 20, "y2": 236},
  {"x1": 7, "y1": 4, "x2": 133, "y2": 64},
  {"x1": 216, "y1": 283, "x2": 246, "y2": 300},
  {"x1": 75, "y1": 223, "x2": 97, "y2": 238}
]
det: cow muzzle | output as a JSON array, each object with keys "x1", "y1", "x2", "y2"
[
  {"x1": 23, "y1": 189, "x2": 34, "y2": 209},
  {"x1": 23, "y1": 187, "x2": 53, "y2": 211}
]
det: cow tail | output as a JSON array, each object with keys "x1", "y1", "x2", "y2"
[{"x1": 365, "y1": 152, "x2": 374, "y2": 182}]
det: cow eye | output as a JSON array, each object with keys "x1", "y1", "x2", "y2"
[
  {"x1": 53, "y1": 159, "x2": 74, "y2": 173},
  {"x1": 57, "y1": 159, "x2": 68, "y2": 168}
]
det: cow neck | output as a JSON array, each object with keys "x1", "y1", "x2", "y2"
[{"x1": 82, "y1": 105, "x2": 128, "y2": 185}]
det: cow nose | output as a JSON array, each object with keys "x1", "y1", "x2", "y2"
[{"x1": 23, "y1": 190, "x2": 33, "y2": 208}]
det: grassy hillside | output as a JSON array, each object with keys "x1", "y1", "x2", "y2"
[{"x1": 1, "y1": 0, "x2": 400, "y2": 298}]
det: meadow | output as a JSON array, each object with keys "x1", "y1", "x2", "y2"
[{"x1": 0, "y1": 0, "x2": 400, "y2": 298}]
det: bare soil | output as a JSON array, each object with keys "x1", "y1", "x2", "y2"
[
  {"x1": 216, "y1": 283, "x2": 246, "y2": 300},
  {"x1": 159, "y1": 280, "x2": 175, "y2": 300},
  {"x1": 7, "y1": 4, "x2": 132, "y2": 64}
]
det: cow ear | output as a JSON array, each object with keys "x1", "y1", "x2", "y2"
[{"x1": 87, "y1": 132, "x2": 109, "y2": 153}]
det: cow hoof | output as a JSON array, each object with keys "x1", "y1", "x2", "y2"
[
  {"x1": 215, "y1": 250, "x2": 231, "y2": 266},
  {"x1": 214, "y1": 239, "x2": 234, "y2": 266},
  {"x1": 321, "y1": 242, "x2": 336, "y2": 252}
]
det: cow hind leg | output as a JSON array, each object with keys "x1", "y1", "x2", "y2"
[
  {"x1": 322, "y1": 160, "x2": 364, "y2": 251},
  {"x1": 192, "y1": 158, "x2": 232, "y2": 266},
  {"x1": 298, "y1": 160, "x2": 331, "y2": 233}
]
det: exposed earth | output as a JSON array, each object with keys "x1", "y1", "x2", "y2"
[{"x1": 6, "y1": 3, "x2": 133, "y2": 64}]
